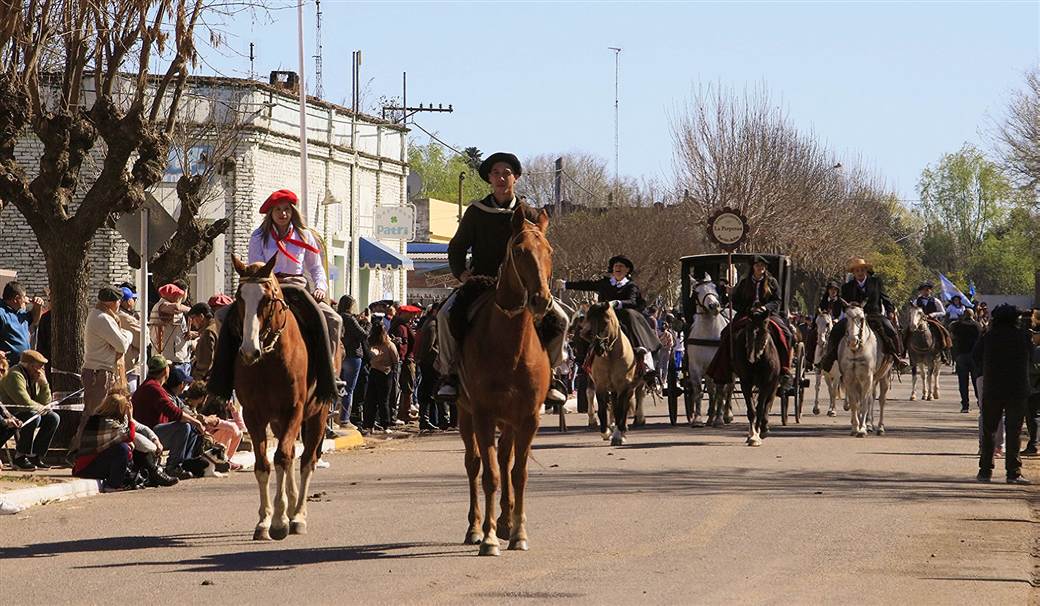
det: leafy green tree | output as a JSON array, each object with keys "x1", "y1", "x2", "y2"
[
  {"x1": 407, "y1": 141, "x2": 486, "y2": 202},
  {"x1": 969, "y1": 206, "x2": 1039, "y2": 294}
]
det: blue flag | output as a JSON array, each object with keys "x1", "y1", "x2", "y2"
[
  {"x1": 938, "y1": 274, "x2": 974, "y2": 308},
  {"x1": 968, "y1": 280, "x2": 976, "y2": 298}
]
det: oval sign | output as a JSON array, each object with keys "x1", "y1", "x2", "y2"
[{"x1": 707, "y1": 208, "x2": 748, "y2": 250}]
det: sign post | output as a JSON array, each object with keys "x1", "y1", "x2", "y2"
[{"x1": 706, "y1": 208, "x2": 750, "y2": 357}]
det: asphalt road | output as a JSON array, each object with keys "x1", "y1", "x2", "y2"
[{"x1": 2, "y1": 372, "x2": 1037, "y2": 605}]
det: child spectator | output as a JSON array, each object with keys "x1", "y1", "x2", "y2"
[{"x1": 182, "y1": 382, "x2": 243, "y2": 470}]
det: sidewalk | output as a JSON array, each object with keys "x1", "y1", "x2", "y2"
[{"x1": 0, "y1": 428, "x2": 365, "y2": 513}]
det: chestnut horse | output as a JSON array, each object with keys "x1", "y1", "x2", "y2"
[
  {"x1": 457, "y1": 204, "x2": 553, "y2": 556},
  {"x1": 231, "y1": 255, "x2": 332, "y2": 541}
]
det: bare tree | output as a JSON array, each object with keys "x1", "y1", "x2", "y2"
[
  {"x1": 993, "y1": 68, "x2": 1040, "y2": 192},
  {"x1": 0, "y1": 1, "x2": 240, "y2": 384}
]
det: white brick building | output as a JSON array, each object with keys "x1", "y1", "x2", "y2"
[{"x1": 0, "y1": 74, "x2": 413, "y2": 308}]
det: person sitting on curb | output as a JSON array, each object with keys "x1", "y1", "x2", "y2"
[
  {"x1": 181, "y1": 382, "x2": 243, "y2": 471},
  {"x1": 132, "y1": 355, "x2": 206, "y2": 480},
  {"x1": 0, "y1": 350, "x2": 59, "y2": 471}
]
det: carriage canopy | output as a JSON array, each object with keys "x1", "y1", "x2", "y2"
[{"x1": 678, "y1": 253, "x2": 793, "y2": 324}]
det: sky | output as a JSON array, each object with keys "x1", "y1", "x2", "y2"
[{"x1": 202, "y1": 1, "x2": 1040, "y2": 203}]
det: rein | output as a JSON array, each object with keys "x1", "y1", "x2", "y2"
[
  {"x1": 496, "y1": 222, "x2": 551, "y2": 319},
  {"x1": 237, "y1": 276, "x2": 291, "y2": 360}
]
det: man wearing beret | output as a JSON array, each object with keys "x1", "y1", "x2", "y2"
[
  {"x1": 436, "y1": 152, "x2": 570, "y2": 403},
  {"x1": 72, "y1": 286, "x2": 134, "y2": 452},
  {"x1": 0, "y1": 350, "x2": 58, "y2": 470}
]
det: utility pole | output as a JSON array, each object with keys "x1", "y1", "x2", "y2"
[
  {"x1": 608, "y1": 47, "x2": 621, "y2": 206},
  {"x1": 249, "y1": 42, "x2": 255, "y2": 80},
  {"x1": 381, "y1": 72, "x2": 454, "y2": 124},
  {"x1": 313, "y1": 0, "x2": 323, "y2": 99},
  {"x1": 297, "y1": 0, "x2": 310, "y2": 224},
  {"x1": 554, "y1": 157, "x2": 564, "y2": 215}
]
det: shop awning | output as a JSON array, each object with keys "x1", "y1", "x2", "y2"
[{"x1": 360, "y1": 236, "x2": 414, "y2": 270}]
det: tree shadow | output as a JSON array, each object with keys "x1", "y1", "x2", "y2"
[{"x1": 0, "y1": 532, "x2": 243, "y2": 560}]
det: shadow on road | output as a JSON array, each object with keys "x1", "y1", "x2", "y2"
[{"x1": 0, "y1": 532, "x2": 242, "y2": 559}]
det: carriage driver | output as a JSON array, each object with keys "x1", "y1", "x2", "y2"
[
  {"x1": 818, "y1": 258, "x2": 910, "y2": 373},
  {"x1": 246, "y1": 189, "x2": 342, "y2": 378},
  {"x1": 435, "y1": 152, "x2": 570, "y2": 403}
]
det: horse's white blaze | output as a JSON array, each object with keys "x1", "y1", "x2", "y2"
[{"x1": 239, "y1": 282, "x2": 265, "y2": 359}]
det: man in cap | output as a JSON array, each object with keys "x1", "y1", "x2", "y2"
[
  {"x1": 0, "y1": 281, "x2": 44, "y2": 365},
  {"x1": 973, "y1": 304, "x2": 1032, "y2": 484},
  {"x1": 0, "y1": 350, "x2": 59, "y2": 470},
  {"x1": 436, "y1": 152, "x2": 570, "y2": 402},
  {"x1": 72, "y1": 286, "x2": 134, "y2": 452},
  {"x1": 818, "y1": 258, "x2": 908, "y2": 373},
  {"x1": 133, "y1": 354, "x2": 207, "y2": 479}
]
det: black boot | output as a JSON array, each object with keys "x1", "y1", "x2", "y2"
[{"x1": 138, "y1": 452, "x2": 179, "y2": 487}]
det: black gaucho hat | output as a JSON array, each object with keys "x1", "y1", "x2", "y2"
[
  {"x1": 991, "y1": 303, "x2": 1020, "y2": 323},
  {"x1": 478, "y1": 152, "x2": 522, "y2": 183},
  {"x1": 825, "y1": 280, "x2": 841, "y2": 290},
  {"x1": 918, "y1": 282, "x2": 934, "y2": 291},
  {"x1": 608, "y1": 255, "x2": 634, "y2": 275},
  {"x1": 751, "y1": 255, "x2": 769, "y2": 266}
]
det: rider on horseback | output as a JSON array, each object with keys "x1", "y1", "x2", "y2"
[
  {"x1": 434, "y1": 152, "x2": 570, "y2": 403},
  {"x1": 818, "y1": 280, "x2": 846, "y2": 319},
  {"x1": 555, "y1": 255, "x2": 663, "y2": 388},
  {"x1": 908, "y1": 282, "x2": 953, "y2": 361},
  {"x1": 818, "y1": 257, "x2": 910, "y2": 373}
]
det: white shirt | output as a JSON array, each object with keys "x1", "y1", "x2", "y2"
[
  {"x1": 83, "y1": 307, "x2": 133, "y2": 372},
  {"x1": 248, "y1": 226, "x2": 328, "y2": 292}
]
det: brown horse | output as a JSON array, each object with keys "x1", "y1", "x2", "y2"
[
  {"x1": 230, "y1": 255, "x2": 333, "y2": 541},
  {"x1": 457, "y1": 204, "x2": 553, "y2": 556},
  {"x1": 732, "y1": 309, "x2": 782, "y2": 446}
]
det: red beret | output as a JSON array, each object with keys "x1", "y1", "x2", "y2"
[
  {"x1": 157, "y1": 284, "x2": 186, "y2": 300},
  {"x1": 208, "y1": 294, "x2": 234, "y2": 309},
  {"x1": 398, "y1": 305, "x2": 422, "y2": 314},
  {"x1": 259, "y1": 189, "x2": 299, "y2": 215}
]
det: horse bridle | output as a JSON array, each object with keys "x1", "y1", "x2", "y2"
[
  {"x1": 496, "y1": 222, "x2": 552, "y2": 319},
  {"x1": 237, "y1": 275, "x2": 290, "y2": 359},
  {"x1": 693, "y1": 284, "x2": 721, "y2": 315}
]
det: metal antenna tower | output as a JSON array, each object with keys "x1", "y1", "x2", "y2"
[
  {"x1": 608, "y1": 47, "x2": 621, "y2": 206},
  {"x1": 313, "y1": 0, "x2": 324, "y2": 98}
]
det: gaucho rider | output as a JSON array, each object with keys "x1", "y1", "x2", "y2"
[
  {"x1": 240, "y1": 189, "x2": 342, "y2": 382},
  {"x1": 908, "y1": 281, "x2": 953, "y2": 357},
  {"x1": 435, "y1": 152, "x2": 570, "y2": 403},
  {"x1": 706, "y1": 256, "x2": 795, "y2": 388},
  {"x1": 818, "y1": 257, "x2": 910, "y2": 372},
  {"x1": 555, "y1": 256, "x2": 662, "y2": 388},
  {"x1": 818, "y1": 280, "x2": 846, "y2": 319}
]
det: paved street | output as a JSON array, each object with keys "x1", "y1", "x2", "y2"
[{"x1": 2, "y1": 372, "x2": 1037, "y2": 605}]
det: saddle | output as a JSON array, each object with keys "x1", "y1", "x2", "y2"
[
  {"x1": 207, "y1": 285, "x2": 337, "y2": 405},
  {"x1": 447, "y1": 276, "x2": 566, "y2": 351}
]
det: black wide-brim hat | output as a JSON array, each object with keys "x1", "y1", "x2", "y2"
[
  {"x1": 478, "y1": 152, "x2": 522, "y2": 183},
  {"x1": 751, "y1": 255, "x2": 769, "y2": 266},
  {"x1": 608, "y1": 255, "x2": 634, "y2": 274},
  {"x1": 825, "y1": 280, "x2": 841, "y2": 289},
  {"x1": 918, "y1": 282, "x2": 934, "y2": 291}
]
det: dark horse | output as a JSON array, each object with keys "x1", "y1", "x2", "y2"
[
  {"x1": 228, "y1": 255, "x2": 337, "y2": 540},
  {"x1": 732, "y1": 309, "x2": 782, "y2": 446},
  {"x1": 457, "y1": 204, "x2": 554, "y2": 556}
]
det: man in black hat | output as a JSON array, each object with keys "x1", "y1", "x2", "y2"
[
  {"x1": 973, "y1": 304, "x2": 1032, "y2": 484},
  {"x1": 436, "y1": 152, "x2": 570, "y2": 403}
]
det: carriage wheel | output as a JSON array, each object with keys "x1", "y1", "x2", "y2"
[
  {"x1": 793, "y1": 343, "x2": 805, "y2": 424},
  {"x1": 667, "y1": 364, "x2": 679, "y2": 425},
  {"x1": 780, "y1": 392, "x2": 789, "y2": 426}
]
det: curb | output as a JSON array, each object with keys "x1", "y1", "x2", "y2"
[{"x1": 0, "y1": 429, "x2": 366, "y2": 514}]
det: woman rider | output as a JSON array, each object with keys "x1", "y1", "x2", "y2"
[
  {"x1": 556, "y1": 255, "x2": 662, "y2": 386},
  {"x1": 708, "y1": 256, "x2": 794, "y2": 388},
  {"x1": 246, "y1": 189, "x2": 342, "y2": 385}
]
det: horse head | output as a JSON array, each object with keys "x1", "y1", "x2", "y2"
[
  {"x1": 497, "y1": 204, "x2": 553, "y2": 318},
  {"x1": 693, "y1": 278, "x2": 722, "y2": 315},
  {"x1": 815, "y1": 311, "x2": 833, "y2": 347},
  {"x1": 582, "y1": 302, "x2": 620, "y2": 356},
  {"x1": 232, "y1": 254, "x2": 288, "y2": 365},
  {"x1": 845, "y1": 305, "x2": 867, "y2": 351},
  {"x1": 744, "y1": 308, "x2": 771, "y2": 364}
]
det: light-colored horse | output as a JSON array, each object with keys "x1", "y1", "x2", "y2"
[
  {"x1": 812, "y1": 311, "x2": 843, "y2": 417},
  {"x1": 905, "y1": 306, "x2": 942, "y2": 401},
  {"x1": 838, "y1": 306, "x2": 893, "y2": 437},
  {"x1": 685, "y1": 277, "x2": 733, "y2": 427}
]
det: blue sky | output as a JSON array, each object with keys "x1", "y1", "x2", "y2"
[{"x1": 206, "y1": 1, "x2": 1039, "y2": 201}]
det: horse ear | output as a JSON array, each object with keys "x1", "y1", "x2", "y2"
[
  {"x1": 260, "y1": 254, "x2": 278, "y2": 278},
  {"x1": 536, "y1": 208, "x2": 549, "y2": 232},
  {"x1": 232, "y1": 255, "x2": 247, "y2": 275}
]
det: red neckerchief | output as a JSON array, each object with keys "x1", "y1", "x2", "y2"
[{"x1": 271, "y1": 226, "x2": 320, "y2": 264}]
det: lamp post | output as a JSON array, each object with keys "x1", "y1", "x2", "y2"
[{"x1": 457, "y1": 172, "x2": 466, "y2": 221}]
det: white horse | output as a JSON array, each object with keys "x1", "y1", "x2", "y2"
[
  {"x1": 838, "y1": 306, "x2": 893, "y2": 437},
  {"x1": 905, "y1": 306, "x2": 942, "y2": 401},
  {"x1": 685, "y1": 277, "x2": 733, "y2": 427},
  {"x1": 812, "y1": 311, "x2": 843, "y2": 417}
]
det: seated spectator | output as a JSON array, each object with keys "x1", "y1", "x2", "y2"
[
  {"x1": 0, "y1": 281, "x2": 44, "y2": 365},
  {"x1": 132, "y1": 355, "x2": 206, "y2": 479},
  {"x1": 182, "y1": 382, "x2": 243, "y2": 470},
  {"x1": 0, "y1": 350, "x2": 59, "y2": 470}
]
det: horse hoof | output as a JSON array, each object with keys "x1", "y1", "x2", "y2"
[
  {"x1": 478, "y1": 542, "x2": 501, "y2": 557},
  {"x1": 812, "y1": 406, "x2": 820, "y2": 415},
  {"x1": 253, "y1": 527, "x2": 271, "y2": 541},
  {"x1": 464, "y1": 530, "x2": 482, "y2": 545},
  {"x1": 746, "y1": 437, "x2": 762, "y2": 447},
  {"x1": 843, "y1": 403, "x2": 850, "y2": 411},
  {"x1": 909, "y1": 394, "x2": 917, "y2": 401},
  {"x1": 827, "y1": 410, "x2": 837, "y2": 417},
  {"x1": 270, "y1": 525, "x2": 289, "y2": 541},
  {"x1": 876, "y1": 426, "x2": 885, "y2": 436},
  {"x1": 508, "y1": 538, "x2": 529, "y2": 551},
  {"x1": 290, "y1": 521, "x2": 307, "y2": 535},
  {"x1": 601, "y1": 433, "x2": 610, "y2": 441},
  {"x1": 632, "y1": 418, "x2": 646, "y2": 428},
  {"x1": 723, "y1": 415, "x2": 733, "y2": 424},
  {"x1": 610, "y1": 436, "x2": 623, "y2": 446},
  {"x1": 855, "y1": 430, "x2": 867, "y2": 438},
  {"x1": 690, "y1": 418, "x2": 705, "y2": 428}
]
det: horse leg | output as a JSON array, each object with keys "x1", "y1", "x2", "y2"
[
  {"x1": 474, "y1": 415, "x2": 501, "y2": 556},
  {"x1": 496, "y1": 426, "x2": 515, "y2": 541},
  {"x1": 458, "y1": 408, "x2": 482, "y2": 545},
  {"x1": 722, "y1": 383, "x2": 735, "y2": 424},
  {"x1": 611, "y1": 388, "x2": 633, "y2": 446},
  {"x1": 743, "y1": 384, "x2": 761, "y2": 446},
  {"x1": 246, "y1": 416, "x2": 273, "y2": 541},
  {"x1": 509, "y1": 415, "x2": 537, "y2": 551},
  {"x1": 813, "y1": 369, "x2": 822, "y2": 415},
  {"x1": 909, "y1": 362, "x2": 918, "y2": 400},
  {"x1": 690, "y1": 371, "x2": 705, "y2": 426},
  {"x1": 291, "y1": 407, "x2": 326, "y2": 535},
  {"x1": 931, "y1": 360, "x2": 940, "y2": 400},
  {"x1": 597, "y1": 389, "x2": 611, "y2": 441},
  {"x1": 586, "y1": 384, "x2": 598, "y2": 430},
  {"x1": 633, "y1": 386, "x2": 646, "y2": 426},
  {"x1": 876, "y1": 372, "x2": 889, "y2": 435},
  {"x1": 269, "y1": 429, "x2": 294, "y2": 540}
]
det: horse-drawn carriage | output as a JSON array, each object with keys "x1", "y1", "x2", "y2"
[{"x1": 666, "y1": 253, "x2": 808, "y2": 426}]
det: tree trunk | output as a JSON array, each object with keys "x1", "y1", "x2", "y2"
[{"x1": 43, "y1": 237, "x2": 92, "y2": 391}]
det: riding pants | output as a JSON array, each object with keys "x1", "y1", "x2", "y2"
[
  {"x1": 435, "y1": 290, "x2": 569, "y2": 376},
  {"x1": 277, "y1": 276, "x2": 343, "y2": 355},
  {"x1": 825, "y1": 315, "x2": 901, "y2": 362}
]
